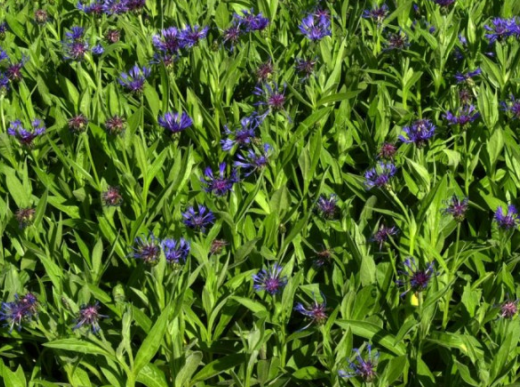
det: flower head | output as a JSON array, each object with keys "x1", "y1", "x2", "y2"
[
  {"x1": 15, "y1": 208, "x2": 36, "y2": 228},
  {"x1": 431, "y1": 0, "x2": 455, "y2": 6},
  {"x1": 443, "y1": 196, "x2": 468, "y2": 222},
  {"x1": 252, "y1": 264, "x2": 288, "y2": 295},
  {"x1": 68, "y1": 114, "x2": 89, "y2": 133},
  {"x1": 234, "y1": 9, "x2": 269, "y2": 32},
  {"x1": 73, "y1": 302, "x2": 107, "y2": 334},
  {"x1": 454, "y1": 68, "x2": 481, "y2": 84},
  {"x1": 364, "y1": 162, "x2": 397, "y2": 190},
  {"x1": 6, "y1": 56, "x2": 28, "y2": 82},
  {"x1": 295, "y1": 57, "x2": 317, "y2": 80},
  {"x1": 126, "y1": 0, "x2": 146, "y2": 12},
  {"x1": 62, "y1": 27, "x2": 89, "y2": 61},
  {"x1": 363, "y1": 4, "x2": 389, "y2": 23},
  {"x1": 0, "y1": 293, "x2": 38, "y2": 333},
  {"x1": 256, "y1": 61, "x2": 274, "y2": 83},
  {"x1": 210, "y1": 239, "x2": 228, "y2": 255},
  {"x1": 182, "y1": 204, "x2": 215, "y2": 232},
  {"x1": 105, "y1": 115, "x2": 126, "y2": 135},
  {"x1": 378, "y1": 142, "x2": 397, "y2": 159},
  {"x1": 92, "y1": 44, "x2": 104, "y2": 55},
  {"x1": 132, "y1": 234, "x2": 161, "y2": 263},
  {"x1": 371, "y1": 224, "x2": 399, "y2": 250},
  {"x1": 500, "y1": 299, "x2": 518, "y2": 318},
  {"x1": 399, "y1": 119, "x2": 436, "y2": 147},
  {"x1": 234, "y1": 143, "x2": 272, "y2": 176},
  {"x1": 34, "y1": 9, "x2": 49, "y2": 25},
  {"x1": 105, "y1": 29, "x2": 121, "y2": 43},
  {"x1": 179, "y1": 25, "x2": 209, "y2": 48},
  {"x1": 299, "y1": 13, "x2": 331, "y2": 41},
  {"x1": 316, "y1": 194, "x2": 338, "y2": 219},
  {"x1": 495, "y1": 205, "x2": 520, "y2": 230},
  {"x1": 385, "y1": 30, "x2": 409, "y2": 51},
  {"x1": 102, "y1": 0, "x2": 129, "y2": 15},
  {"x1": 484, "y1": 18, "x2": 520, "y2": 44},
  {"x1": 8, "y1": 119, "x2": 46, "y2": 146},
  {"x1": 118, "y1": 65, "x2": 151, "y2": 93},
  {"x1": 161, "y1": 238, "x2": 190, "y2": 264},
  {"x1": 201, "y1": 162, "x2": 239, "y2": 196},
  {"x1": 222, "y1": 22, "x2": 243, "y2": 50},
  {"x1": 294, "y1": 293, "x2": 328, "y2": 329},
  {"x1": 501, "y1": 95, "x2": 520, "y2": 119},
  {"x1": 102, "y1": 186, "x2": 123, "y2": 207},
  {"x1": 77, "y1": 0, "x2": 105, "y2": 15},
  {"x1": 339, "y1": 345, "x2": 379, "y2": 382},
  {"x1": 158, "y1": 111, "x2": 193, "y2": 133},
  {"x1": 396, "y1": 258, "x2": 435, "y2": 297},
  {"x1": 459, "y1": 88, "x2": 473, "y2": 105},
  {"x1": 444, "y1": 105, "x2": 479, "y2": 126},
  {"x1": 253, "y1": 82, "x2": 288, "y2": 119},
  {"x1": 221, "y1": 114, "x2": 261, "y2": 151}
]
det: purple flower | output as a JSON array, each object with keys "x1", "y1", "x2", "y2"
[
  {"x1": 378, "y1": 142, "x2": 397, "y2": 159},
  {"x1": 92, "y1": 44, "x2": 104, "y2": 55},
  {"x1": 371, "y1": 224, "x2": 399, "y2": 250},
  {"x1": 0, "y1": 293, "x2": 38, "y2": 333},
  {"x1": 385, "y1": 30, "x2": 409, "y2": 51},
  {"x1": 77, "y1": 0, "x2": 105, "y2": 15},
  {"x1": 234, "y1": 143, "x2": 272, "y2": 176},
  {"x1": 444, "y1": 105, "x2": 479, "y2": 126},
  {"x1": 294, "y1": 293, "x2": 328, "y2": 329},
  {"x1": 443, "y1": 196, "x2": 468, "y2": 222},
  {"x1": 299, "y1": 14, "x2": 331, "y2": 41},
  {"x1": 158, "y1": 111, "x2": 193, "y2": 133},
  {"x1": 68, "y1": 114, "x2": 89, "y2": 133},
  {"x1": 253, "y1": 83, "x2": 288, "y2": 118},
  {"x1": 364, "y1": 162, "x2": 397, "y2": 190},
  {"x1": 222, "y1": 22, "x2": 243, "y2": 50},
  {"x1": 8, "y1": 119, "x2": 46, "y2": 146},
  {"x1": 221, "y1": 114, "x2": 261, "y2": 151},
  {"x1": 396, "y1": 258, "x2": 435, "y2": 297},
  {"x1": 431, "y1": 0, "x2": 455, "y2": 6},
  {"x1": 484, "y1": 18, "x2": 520, "y2": 44},
  {"x1": 62, "y1": 27, "x2": 89, "y2": 61},
  {"x1": 454, "y1": 68, "x2": 481, "y2": 83},
  {"x1": 0, "y1": 48, "x2": 8, "y2": 61},
  {"x1": 102, "y1": 186, "x2": 123, "y2": 207},
  {"x1": 339, "y1": 345, "x2": 379, "y2": 382},
  {"x1": 495, "y1": 205, "x2": 520, "y2": 230},
  {"x1": 132, "y1": 234, "x2": 161, "y2": 264},
  {"x1": 15, "y1": 208, "x2": 36, "y2": 229},
  {"x1": 0, "y1": 73, "x2": 9, "y2": 93},
  {"x1": 182, "y1": 204, "x2": 215, "y2": 232},
  {"x1": 105, "y1": 115, "x2": 126, "y2": 135},
  {"x1": 399, "y1": 119, "x2": 436, "y2": 147},
  {"x1": 153, "y1": 27, "x2": 184, "y2": 54},
  {"x1": 362, "y1": 4, "x2": 389, "y2": 23},
  {"x1": 126, "y1": 0, "x2": 146, "y2": 12},
  {"x1": 256, "y1": 61, "x2": 274, "y2": 82},
  {"x1": 118, "y1": 65, "x2": 151, "y2": 93},
  {"x1": 234, "y1": 9, "x2": 269, "y2": 32},
  {"x1": 6, "y1": 55, "x2": 28, "y2": 82},
  {"x1": 73, "y1": 302, "x2": 107, "y2": 334},
  {"x1": 162, "y1": 238, "x2": 190, "y2": 264},
  {"x1": 180, "y1": 25, "x2": 209, "y2": 48},
  {"x1": 459, "y1": 88, "x2": 473, "y2": 105},
  {"x1": 501, "y1": 95, "x2": 520, "y2": 119},
  {"x1": 316, "y1": 194, "x2": 338, "y2": 219},
  {"x1": 66, "y1": 26, "x2": 85, "y2": 41},
  {"x1": 102, "y1": 0, "x2": 129, "y2": 15},
  {"x1": 252, "y1": 264, "x2": 288, "y2": 295},
  {"x1": 295, "y1": 57, "x2": 317, "y2": 80},
  {"x1": 201, "y1": 162, "x2": 239, "y2": 196},
  {"x1": 500, "y1": 299, "x2": 518, "y2": 318}
]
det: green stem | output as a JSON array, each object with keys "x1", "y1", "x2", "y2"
[{"x1": 442, "y1": 223, "x2": 461, "y2": 328}]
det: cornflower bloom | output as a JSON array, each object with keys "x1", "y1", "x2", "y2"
[
  {"x1": 299, "y1": 13, "x2": 331, "y2": 41},
  {"x1": 362, "y1": 4, "x2": 389, "y2": 24},
  {"x1": 454, "y1": 68, "x2": 481, "y2": 83},
  {"x1": 118, "y1": 65, "x2": 151, "y2": 94},
  {"x1": 372, "y1": 224, "x2": 399, "y2": 250},
  {"x1": 102, "y1": 0, "x2": 129, "y2": 15},
  {"x1": 494, "y1": 205, "x2": 520, "y2": 230},
  {"x1": 161, "y1": 238, "x2": 190, "y2": 264},
  {"x1": 385, "y1": 30, "x2": 409, "y2": 50},
  {"x1": 234, "y1": 143, "x2": 272, "y2": 176},
  {"x1": 158, "y1": 111, "x2": 193, "y2": 133},
  {"x1": 68, "y1": 114, "x2": 89, "y2": 133},
  {"x1": 295, "y1": 57, "x2": 317, "y2": 80},
  {"x1": 459, "y1": 88, "x2": 473, "y2": 105},
  {"x1": 77, "y1": 0, "x2": 104, "y2": 15},
  {"x1": 132, "y1": 234, "x2": 161, "y2": 264},
  {"x1": 396, "y1": 258, "x2": 435, "y2": 297},
  {"x1": 484, "y1": 18, "x2": 520, "y2": 44},
  {"x1": 182, "y1": 204, "x2": 215, "y2": 232},
  {"x1": 256, "y1": 61, "x2": 274, "y2": 83},
  {"x1": 443, "y1": 196, "x2": 468, "y2": 222},
  {"x1": 126, "y1": 0, "x2": 146, "y2": 12},
  {"x1": 73, "y1": 302, "x2": 107, "y2": 334},
  {"x1": 15, "y1": 208, "x2": 36, "y2": 228},
  {"x1": 501, "y1": 95, "x2": 520, "y2": 119},
  {"x1": 5, "y1": 55, "x2": 29, "y2": 82},
  {"x1": 179, "y1": 25, "x2": 209, "y2": 48},
  {"x1": 364, "y1": 162, "x2": 397, "y2": 190},
  {"x1": 7, "y1": 119, "x2": 46, "y2": 146},
  {"x1": 499, "y1": 298, "x2": 518, "y2": 318},
  {"x1": 210, "y1": 239, "x2": 228, "y2": 255},
  {"x1": 431, "y1": 0, "x2": 455, "y2": 6},
  {"x1": 222, "y1": 22, "x2": 243, "y2": 51},
  {"x1": 294, "y1": 293, "x2": 328, "y2": 329},
  {"x1": 153, "y1": 27, "x2": 184, "y2": 55},
  {"x1": 253, "y1": 82, "x2": 288, "y2": 119},
  {"x1": 0, "y1": 48, "x2": 8, "y2": 61},
  {"x1": 399, "y1": 119, "x2": 436, "y2": 147},
  {"x1": 316, "y1": 194, "x2": 338, "y2": 219},
  {"x1": 252, "y1": 264, "x2": 288, "y2": 295},
  {"x1": 444, "y1": 105, "x2": 479, "y2": 126},
  {"x1": 234, "y1": 9, "x2": 269, "y2": 32},
  {"x1": 92, "y1": 44, "x2": 104, "y2": 55},
  {"x1": 200, "y1": 163, "x2": 239, "y2": 196},
  {"x1": 34, "y1": 9, "x2": 49, "y2": 25},
  {"x1": 378, "y1": 142, "x2": 397, "y2": 159},
  {"x1": 0, "y1": 293, "x2": 38, "y2": 333},
  {"x1": 0, "y1": 73, "x2": 9, "y2": 94},
  {"x1": 105, "y1": 29, "x2": 121, "y2": 43},
  {"x1": 102, "y1": 186, "x2": 123, "y2": 206},
  {"x1": 62, "y1": 26, "x2": 89, "y2": 61},
  {"x1": 339, "y1": 345, "x2": 379, "y2": 382},
  {"x1": 105, "y1": 115, "x2": 126, "y2": 135},
  {"x1": 453, "y1": 34, "x2": 467, "y2": 60},
  {"x1": 221, "y1": 114, "x2": 261, "y2": 151}
]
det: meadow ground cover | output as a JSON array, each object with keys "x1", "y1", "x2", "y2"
[{"x1": 2, "y1": 0, "x2": 520, "y2": 386}]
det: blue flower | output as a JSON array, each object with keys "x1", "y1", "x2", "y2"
[
  {"x1": 252, "y1": 264, "x2": 288, "y2": 295},
  {"x1": 118, "y1": 65, "x2": 151, "y2": 93},
  {"x1": 234, "y1": 143, "x2": 272, "y2": 176},
  {"x1": 222, "y1": 22, "x2": 243, "y2": 51},
  {"x1": 371, "y1": 224, "x2": 399, "y2": 250},
  {"x1": 484, "y1": 18, "x2": 520, "y2": 44},
  {"x1": 132, "y1": 234, "x2": 161, "y2": 264},
  {"x1": 126, "y1": 0, "x2": 146, "y2": 12},
  {"x1": 295, "y1": 57, "x2": 318, "y2": 80},
  {"x1": 92, "y1": 44, "x2": 104, "y2": 55},
  {"x1": 201, "y1": 162, "x2": 239, "y2": 196},
  {"x1": 158, "y1": 111, "x2": 193, "y2": 133},
  {"x1": 73, "y1": 302, "x2": 107, "y2": 334},
  {"x1": 6, "y1": 55, "x2": 29, "y2": 82},
  {"x1": 431, "y1": 0, "x2": 455, "y2": 6},
  {"x1": 77, "y1": 1, "x2": 104, "y2": 15},
  {"x1": 364, "y1": 162, "x2": 397, "y2": 190},
  {"x1": 179, "y1": 25, "x2": 209, "y2": 48},
  {"x1": 396, "y1": 258, "x2": 435, "y2": 297},
  {"x1": 454, "y1": 68, "x2": 481, "y2": 83},
  {"x1": 221, "y1": 114, "x2": 261, "y2": 151},
  {"x1": 182, "y1": 204, "x2": 215, "y2": 232},
  {"x1": 316, "y1": 194, "x2": 338, "y2": 219},
  {"x1": 444, "y1": 105, "x2": 479, "y2": 126},
  {"x1": 443, "y1": 196, "x2": 468, "y2": 222},
  {"x1": 363, "y1": 4, "x2": 389, "y2": 23},
  {"x1": 253, "y1": 82, "x2": 288, "y2": 119},
  {"x1": 294, "y1": 293, "x2": 328, "y2": 329},
  {"x1": 8, "y1": 119, "x2": 46, "y2": 146},
  {"x1": 495, "y1": 205, "x2": 520, "y2": 230},
  {"x1": 102, "y1": 0, "x2": 129, "y2": 15},
  {"x1": 152, "y1": 27, "x2": 184, "y2": 54},
  {"x1": 399, "y1": 119, "x2": 436, "y2": 146},
  {"x1": 162, "y1": 238, "x2": 190, "y2": 264},
  {"x1": 0, "y1": 48, "x2": 8, "y2": 61},
  {"x1": 234, "y1": 9, "x2": 269, "y2": 32},
  {"x1": 299, "y1": 13, "x2": 331, "y2": 41},
  {"x1": 62, "y1": 26, "x2": 89, "y2": 61},
  {"x1": 384, "y1": 30, "x2": 409, "y2": 50},
  {"x1": 339, "y1": 344, "x2": 379, "y2": 382},
  {"x1": 0, "y1": 293, "x2": 38, "y2": 333},
  {"x1": 501, "y1": 95, "x2": 520, "y2": 119}
]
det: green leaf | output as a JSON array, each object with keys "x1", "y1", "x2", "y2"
[
  {"x1": 292, "y1": 366, "x2": 326, "y2": 380},
  {"x1": 175, "y1": 352, "x2": 203, "y2": 387},
  {"x1": 192, "y1": 354, "x2": 245, "y2": 382},
  {"x1": 136, "y1": 363, "x2": 169, "y2": 387},
  {"x1": 43, "y1": 339, "x2": 112, "y2": 357}
]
